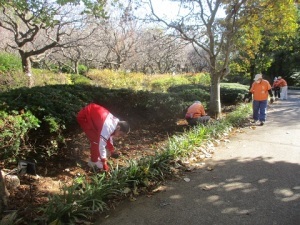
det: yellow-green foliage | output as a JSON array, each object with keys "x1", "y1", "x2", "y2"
[
  {"x1": 32, "y1": 69, "x2": 72, "y2": 86},
  {"x1": 185, "y1": 73, "x2": 211, "y2": 86},
  {"x1": 87, "y1": 69, "x2": 146, "y2": 90},
  {"x1": 149, "y1": 73, "x2": 210, "y2": 92},
  {"x1": 86, "y1": 70, "x2": 210, "y2": 92}
]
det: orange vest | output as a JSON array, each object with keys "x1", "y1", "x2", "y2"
[
  {"x1": 250, "y1": 79, "x2": 272, "y2": 101},
  {"x1": 185, "y1": 103, "x2": 206, "y2": 118},
  {"x1": 277, "y1": 78, "x2": 287, "y2": 87}
]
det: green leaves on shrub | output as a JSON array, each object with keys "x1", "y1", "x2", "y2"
[
  {"x1": 220, "y1": 83, "x2": 249, "y2": 104},
  {"x1": 0, "y1": 110, "x2": 40, "y2": 161},
  {"x1": 0, "y1": 52, "x2": 22, "y2": 72}
]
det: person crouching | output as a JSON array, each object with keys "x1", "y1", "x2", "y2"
[{"x1": 185, "y1": 101, "x2": 210, "y2": 126}]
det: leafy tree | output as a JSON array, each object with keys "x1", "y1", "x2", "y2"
[
  {"x1": 265, "y1": 4, "x2": 300, "y2": 85},
  {"x1": 233, "y1": 0, "x2": 298, "y2": 85},
  {"x1": 138, "y1": 0, "x2": 298, "y2": 117},
  {"x1": 0, "y1": 0, "x2": 109, "y2": 87}
]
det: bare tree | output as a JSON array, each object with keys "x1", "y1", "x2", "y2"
[
  {"x1": 138, "y1": 0, "x2": 247, "y2": 117},
  {"x1": 0, "y1": 0, "x2": 108, "y2": 87}
]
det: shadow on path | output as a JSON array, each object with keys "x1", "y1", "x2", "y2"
[{"x1": 97, "y1": 157, "x2": 300, "y2": 225}]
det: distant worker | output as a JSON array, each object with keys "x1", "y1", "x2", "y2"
[
  {"x1": 272, "y1": 77, "x2": 281, "y2": 100},
  {"x1": 277, "y1": 76, "x2": 288, "y2": 100},
  {"x1": 77, "y1": 103, "x2": 130, "y2": 171},
  {"x1": 185, "y1": 101, "x2": 210, "y2": 126},
  {"x1": 250, "y1": 74, "x2": 274, "y2": 126}
]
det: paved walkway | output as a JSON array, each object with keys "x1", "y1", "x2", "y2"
[{"x1": 96, "y1": 90, "x2": 300, "y2": 225}]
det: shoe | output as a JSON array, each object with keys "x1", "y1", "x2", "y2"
[
  {"x1": 260, "y1": 121, "x2": 264, "y2": 126},
  {"x1": 88, "y1": 160, "x2": 103, "y2": 169},
  {"x1": 251, "y1": 120, "x2": 261, "y2": 125}
]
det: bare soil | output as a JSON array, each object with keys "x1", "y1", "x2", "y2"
[
  {"x1": 3, "y1": 120, "x2": 191, "y2": 223},
  {"x1": 3, "y1": 105, "x2": 237, "y2": 223}
]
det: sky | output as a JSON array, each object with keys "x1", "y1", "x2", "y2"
[{"x1": 135, "y1": 0, "x2": 226, "y2": 22}]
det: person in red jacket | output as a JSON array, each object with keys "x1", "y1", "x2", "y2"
[
  {"x1": 185, "y1": 101, "x2": 210, "y2": 126},
  {"x1": 77, "y1": 103, "x2": 130, "y2": 171}
]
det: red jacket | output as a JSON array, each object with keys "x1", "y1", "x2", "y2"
[{"x1": 77, "y1": 103, "x2": 119, "y2": 160}]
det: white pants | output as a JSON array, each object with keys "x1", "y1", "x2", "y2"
[{"x1": 281, "y1": 86, "x2": 288, "y2": 100}]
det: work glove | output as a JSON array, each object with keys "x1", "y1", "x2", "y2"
[
  {"x1": 101, "y1": 158, "x2": 110, "y2": 172},
  {"x1": 111, "y1": 151, "x2": 120, "y2": 159}
]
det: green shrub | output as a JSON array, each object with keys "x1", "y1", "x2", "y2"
[
  {"x1": 32, "y1": 69, "x2": 72, "y2": 86},
  {"x1": 185, "y1": 73, "x2": 211, "y2": 85},
  {"x1": 0, "y1": 110, "x2": 40, "y2": 161},
  {"x1": 0, "y1": 71, "x2": 27, "y2": 92},
  {"x1": 78, "y1": 64, "x2": 88, "y2": 75},
  {"x1": 0, "y1": 52, "x2": 25, "y2": 92},
  {"x1": 86, "y1": 69, "x2": 146, "y2": 90},
  {"x1": 70, "y1": 74, "x2": 91, "y2": 84},
  {"x1": 220, "y1": 83, "x2": 249, "y2": 104},
  {"x1": 150, "y1": 75, "x2": 190, "y2": 92},
  {"x1": 0, "y1": 52, "x2": 22, "y2": 72},
  {"x1": 0, "y1": 85, "x2": 187, "y2": 161}
]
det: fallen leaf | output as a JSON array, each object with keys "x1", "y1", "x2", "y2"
[
  {"x1": 207, "y1": 167, "x2": 214, "y2": 171},
  {"x1": 184, "y1": 177, "x2": 190, "y2": 182}
]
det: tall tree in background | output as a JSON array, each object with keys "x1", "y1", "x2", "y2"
[
  {"x1": 0, "y1": 0, "x2": 109, "y2": 87},
  {"x1": 141, "y1": 0, "x2": 248, "y2": 117},
  {"x1": 139, "y1": 0, "x2": 298, "y2": 117},
  {"x1": 234, "y1": 0, "x2": 298, "y2": 85}
]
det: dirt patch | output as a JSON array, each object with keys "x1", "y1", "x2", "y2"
[
  {"x1": 2, "y1": 121, "x2": 190, "y2": 223},
  {"x1": 3, "y1": 107, "x2": 242, "y2": 224}
]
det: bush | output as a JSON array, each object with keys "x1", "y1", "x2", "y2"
[
  {"x1": 86, "y1": 69, "x2": 146, "y2": 90},
  {"x1": 0, "y1": 110, "x2": 40, "y2": 161},
  {"x1": 185, "y1": 73, "x2": 211, "y2": 85},
  {"x1": 32, "y1": 69, "x2": 72, "y2": 86},
  {"x1": 70, "y1": 74, "x2": 92, "y2": 85},
  {"x1": 150, "y1": 75, "x2": 190, "y2": 92},
  {"x1": 220, "y1": 83, "x2": 249, "y2": 104},
  {"x1": 78, "y1": 64, "x2": 88, "y2": 75},
  {"x1": 0, "y1": 52, "x2": 25, "y2": 92},
  {"x1": 0, "y1": 71, "x2": 27, "y2": 92},
  {"x1": 0, "y1": 52, "x2": 22, "y2": 72},
  {"x1": 0, "y1": 84, "x2": 188, "y2": 161}
]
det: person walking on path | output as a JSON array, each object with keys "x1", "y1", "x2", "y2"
[
  {"x1": 276, "y1": 76, "x2": 288, "y2": 100},
  {"x1": 250, "y1": 74, "x2": 274, "y2": 126},
  {"x1": 185, "y1": 101, "x2": 210, "y2": 126},
  {"x1": 77, "y1": 103, "x2": 130, "y2": 171},
  {"x1": 272, "y1": 77, "x2": 281, "y2": 100}
]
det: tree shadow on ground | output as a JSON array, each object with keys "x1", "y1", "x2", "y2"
[{"x1": 97, "y1": 157, "x2": 300, "y2": 225}]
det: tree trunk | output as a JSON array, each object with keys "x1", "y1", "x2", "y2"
[
  {"x1": 20, "y1": 53, "x2": 34, "y2": 88},
  {"x1": 74, "y1": 60, "x2": 79, "y2": 75},
  {"x1": 0, "y1": 170, "x2": 8, "y2": 214},
  {"x1": 209, "y1": 74, "x2": 221, "y2": 119},
  {"x1": 249, "y1": 63, "x2": 255, "y2": 88}
]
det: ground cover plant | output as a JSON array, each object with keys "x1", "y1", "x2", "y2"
[{"x1": 0, "y1": 69, "x2": 251, "y2": 224}]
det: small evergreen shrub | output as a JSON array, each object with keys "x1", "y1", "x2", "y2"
[{"x1": 0, "y1": 52, "x2": 22, "y2": 72}]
